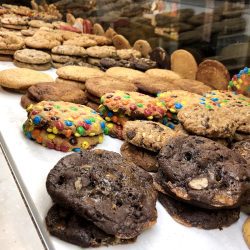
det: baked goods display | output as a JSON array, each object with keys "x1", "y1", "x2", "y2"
[{"x1": 0, "y1": 2, "x2": 250, "y2": 250}]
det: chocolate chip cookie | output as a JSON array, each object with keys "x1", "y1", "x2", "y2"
[
  {"x1": 156, "y1": 135, "x2": 250, "y2": 209},
  {"x1": 46, "y1": 150, "x2": 157, "y2": 239}
]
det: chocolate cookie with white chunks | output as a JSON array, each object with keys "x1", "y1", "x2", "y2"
[
  {"x1": 123, "y1": 120, "x2": 175, "y2": 152},
  {"x1": 120, "y1": 142, "x2": 158, "y2": 172},
  {"x1": 46, "y1": 149, "x2": 157, "y2": 239},
  {"x1": 158, "y1": 193, "x2": 240, "y2": 230},
  {"x1": 46, "y1": 204, "x2": 135, "y2": 248},
  {"x1": 156, "y1": 135, "x2": 250, "y2": 209}
]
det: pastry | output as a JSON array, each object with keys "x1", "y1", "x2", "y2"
[
  {"x1": 158, "y1": 193, "x2": 240, "y2": 229},
  {"x1": 106, "y1": 67, "x2": 144, "y2": 81},
  {"x1": 46, "y1": 204, "x2": 134, "y2": 248},
  {"x1": 145, "y1": 69, "x2": 181, "y2": 81},
  {"x1": 170, "y1": 49, "x2": 198, "y2": 80},
  {"x1": 231, "y1": 139, "x2": 250, "y2": 163},
  {"x1": 196, "y1": 59, "x2": 230, "y2": 90},
  {"x1": 51, "y1": 45, "x2": 87, "y2": 57},
  {"x1": 0, "y1": 68, "x2": 53, "y2": 91},
  {"x1": 46, "y1": 149, "x2": 157, "y2": 239},
  {"x1": 156, "y1": 135, "x2": 249, "y2": 209},
  {"x1": 27, "y1": 101, "x2": 106, "y2": 137},
  {"x1": 13, "y1": 60, "x2": 52, "y2": 71},
  {"x1": 85, "y1": 76, "x2": 137, "y2": 98},
  {"x1": 120, "y1": 142, "x2": 158, "y2": 172},
  {"x1": 86, "y1": 46, "x2": 117, "y2": 58}
]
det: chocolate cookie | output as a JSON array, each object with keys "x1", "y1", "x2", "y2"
[
  {"x1": 156, "y1": 135, "x2": 250, "y2": 209},
  {"x1": 46, "y1": 150, "x2": 157, "y2": 239},
  {"x1": 123, "y1": 120, "x2": 175, "y2": 152},
  {"x1": 231, "y1": 139, "x2": 250, "y2": 164},
  {"x1": 196, "y1": 60, "x2": 230, "y2": 90},
  {"x1": 130, "y1": 57, "x2": 157, "y2": 71},
  {"x1": 149, "y1": 47, "x2": 170, "y2": 69},
  {"x1": 85, "y1": 76, "x2": 137, "y2": 98},
  {"x1": 46, "y1": 205, "x2": 134, "y2": 247},
  {"x1": 104, "y1": 122, "x2": 124, "y2": 140},
  {"x1": 158, "y1": 193, "x2": 240, "y2": 229},
  {"x1": 120, "y1": 142, "x2": 158, "y2": 172}
]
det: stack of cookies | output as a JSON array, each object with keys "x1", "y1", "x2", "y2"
[
  {"x1": 55, "y1": 65, "x2": 105, "y2": 91},
  {"x1": 85, "y1": 76, "x2": 138, "y2": 111},
  {"x1": 51, "y1": 45, "x2": 88, "y2": 68},
  {"x1": 45, "y1": 149, "x2": 157, "y2": 247},
  {"x1": 155, "y1": 135, "x2": 250, "y2": 230},
  {"x1": 23, "y1": 101, "x2": 106, "y2": 152},
  {"x1": 98, "y1": 90, "x2": 167, "y2": 139},
  {"x1": 121, "y1": 120, "x2": 175, "y2": 172},
  {"x1": 0, "y1": 14, "x2": 29, "y2": 31},
  {"x1": 14, "y1": 49, "x2": 51, "y2": 71}
]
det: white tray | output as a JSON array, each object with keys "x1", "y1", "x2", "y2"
[{"x1": 0, "y1": 62, "x2": 247, "y2": 250}]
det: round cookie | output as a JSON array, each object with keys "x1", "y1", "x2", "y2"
[
  {"x1": 231, "y1": 139, "x2": 250, "y2": 163},
  {"x1": 112, "y1": 35, "x2": 131, "y2": 49},
  {"x1": 170, "y1": 49, "x2": 198, "y2": 80},
  {"x1": 46, "y1": 205, "x2": 134, "y2": 248},
  {"x1": 87, "y1": 57, "x2": 101, "y2": 66},
  {"x1": 56, "y1": 66, "x2": 105, "y2": 82},
  {"x1": 25, "y1": 36, "x2": 61, "y2": 50},
  {"x1": 29, "y1": 20, "x2": 53, "y2": 29},
  {"x1": 86, "y1": 46, "x2": 117, "y2": 58},
  {"x1": 64, "y1": 37, "x2": 97, "y2": 47},
  {"x1": 21, "y1": 94, "x2": 35, "y2": 109},
  {"x1": 196, "y1": 59, "x2": 230, "y2": 90},
  {"x1": 85, "y1": 76, "x2": 137, "y2": 98},
  {"x1": 158, "y1": 193, "x2": 240, "y2": 229},
  {"x1": 105, "y1": 27, "x2": 117, "y2": 39},
  {"x1": 0, "y1": 68, "x2": 53, "y2": 90},
  {"x1": 100, "y1": 91, "x2": 167, "y2": 121},
  {"x1": 27, "y1": 101, "x2": 106, "y2": 137},
  {"x1": 229, "y1": 67, "x2": 250, "y2": 97},
  {"x1": 55, "y1": 78, "x2": 85, "y2": 90},
  {"x1": 27, "y1": 82, "x2": 87, "y2": 104},
  {"x1": 21, "y1": 29, "x2": 36, "y2": 36},
  {"x1": 23, "y1": 121, "x2": 102, "y2": 152},
  {"x1": 123, "y1": 120, "x2": 175, "y2": 152},
  {"x1": 243, "y1": 217, "x2": 250, "y2": 248},
  {"x1": 103, "y1": 122, "x2": 123, "y2": 140},
  {"x1": 156, "y1": 135, "x2": 249, "y2": 209},
  {"x1": 172, "y1": 79, "x2": 212, "y2": 95},
  {"x1": 177, "y1": 104, "x2": 238, "y2": 138},
  {"x1": 120, "y1": 142, "x2": 158, "y2": 172},
  {"x1": 86, "y1": 101, "x2": 99, "y2": 112},
  {"x1": 117, "y1": 49, "x2": 141, "y2": 60},
  {"x1": 0, "y1": 31, "x2": 24, "y2": 50},
  {"x1": 51, "y1": 54, "x2": 84, "y2": 64},
  {"x1": 93, "y1": 23, "x2": 105, "y2": 36},
  {"x1": 46, "y1": 149, "x2": 157, "y2": 239},
  {"x1": 145, "y1": 69, "x2": 181, "y2": 81},
  {"x1": 0, "y1": 55, "x2": 13, "y2": 61},
  {"x1": 85, "y1": 92, "x2": 100, "y2": 104},
  {"x1": 52, "y1": 62, "x2": 65, "y2": 69},
  {"x1": 52, "y1": 45, "x2": 87, "y2": 57},
  {"x1": 0, "y1": 49, "x2": 16, "y2": 55},
  {"x1": 14, "y1": 49, "x2": 51, "y2": 64},
  {"x1": 130, "y1": 58, "x2": 157, "y2": 71},
  {"x1": 133, "y1": 40, "x2": 152, "y2": 58},
  {"x1": 149, "y1": 47, "x2": 170, "y2": 69},
  {"x1": 106, "y1": 67, "x2": 144, "y2": 81},
  {"x1": 13, "y1": 60, "x2": 52, "y2": 71}
]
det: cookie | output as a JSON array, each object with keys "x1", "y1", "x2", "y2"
[
  {"x1": 177, "y1": 104, "x2": 238, "y2": 138},
  {"x1": 170, "y1": 49, "x2": 198, "y2": 80},
  {"x1": 23, "y1": 121, "x2": 102, "y2": 152},
  {"x1": 86, "y1": 45, "x2": 117, "y2": 58},
  {"x1": 149, "y1": 47, "x2": 170, "y2": 69},
  {"x1": 13, "y1": 60, "x2": 52, "y2": 71},
  {"x1": 112, "y1": 34, "x2": 131, "y2": 49},
  {"x1": 0, "y1": 49, "x2": 15, "y2": 55},
  {"x1": 158, "y1": 193, "x2": 240, "y2": 229},
  {"x1": 2, "y1": 24, "x2": 27, "y2": 30},
  {"x1": 21, "y1": 94, "x2": 35, "y2": 109},
  {"x1": 106, "y1": 67, "x2": 144, "y2": 81},
  {"x1": 57, "y1": 66, "x2": 105, "y2": 82},
  {"x1": 99, "y1": 91, "x2": 167, "y2": 123},
  {"x1": 234, "y1": 133, "x2": 250, "y2": 142},
  {"x1": 171, "y1": 79, "x2": 212, "y2": 95},
  {"x1": 100, "y1": 58, "x2": 132, "y2": 69},
  {"x1": 104, "y1": 122, "x2": 124, "y2": 140},
  {"x1": 229, "y1": 67, "x2": 250, "y2": 97},
  {"x1": 117, "y1": 49, "x2": 141, "y2": 60},
  {"x1": 55, "y1": 77, "x2": 85, "y2": 90},
  {"x1": 243, "y1": 217, "x2": 250, "y2": 248},
  {"x1": 14, "y1": 49, "x2": 51, "y2": 64},
  {"x1": 85, "y1": 101, "x2": 99, "y2": 112},
  {"x1": 120, "y1": 142, "x2": 158, "y2": 172},
  {"x1": 133, "y1": 76, "x2": 177, "y2": 95},
  {"x1": 123, "y1": 120, "x2": 175, "y2": 152},
  {"x1": 52, "y1": 62, "x2": 65, "y2": 69},
  {"x1": 105, "y1": 27, "x2": 117, "y2": 39},
  {"x1": 196, "y1": 60, "x2": 230, "y2": 90},
  {"x1": 93, "y1": 23, "x2": 105, "y2": 36},
  {"x1": 64, "y1": 36, "x2": 97, "y2": 47},
  {"x1": 28, "y1": 20, "x2": 53, "y2": 29},
  {"x1": 25, "y1": 36, "x2": 61, "y2": 49},
  {"x1": 21, "y1": 29, "x2": 36, "y2": 37},
  {"x1": 130, "y1": 58, "x2": 157, "y2": 71},
  {"x1": 85, "y1": 76, "x2": 137, "y2": 98},
  {"x1": 46, "y1": 205, "x2": 134, "y2": 248},
  {"x1": 0, "y1": 55, "x2": 13, "y2": 61},
  {"x1": 0, "y1": 31, "x2": 24, "y2": 50},
  {"x1": 51, "y1": 54, "x2": 84, "y2": 64},
  {"x1": 27, "y1": 82, "x2": 87, "y2": 104},
  {"x1": 46, "y1": 150, "x2": 157, "y2": 239},
  {"x1": 133, "y1": 40, "x2": 152, "y2": 58},
  {"x1": 85, "y1": 92, "x2": 100, "y2": 104},
  {"x1": 87, "y1": 34, "x2": 112, "y2": 46},
  {"x1": 232, "y1": 139, "x2": 250, "y2": 164},
  {"x1": 156, "y1": 135, "x2": 249, "y2": 209},
  {"x1": 87, "y1": 57, "x2": 101, "y2": 66},
  {"x1": 0, "y1": 68, "x2": 53, "y2": 90},
  {"x1": 146, "y1": 69, "x2": 181, "y2": 81},
  {"x1": 27, "y1": 101, "x2": 106, "y2": 137},
  {"x1": 52, "y1": 45, "x2": 87, "y2": 57}
]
